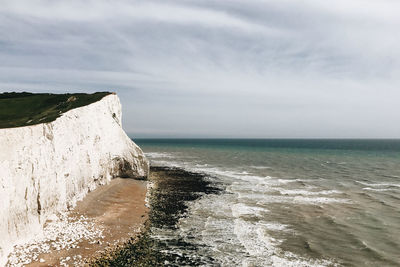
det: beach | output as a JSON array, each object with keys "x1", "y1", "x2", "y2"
[{"x1": 7, "y1": 178, "x2": 148, "y2": 266}]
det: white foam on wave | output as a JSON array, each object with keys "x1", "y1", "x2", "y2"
[
  {"x1": 279, "y1": 189, "x2": 342, "y2": 196},
  {"x1": 195, "y1": 163, "x2": 209, "y2": 167},
  {"x1": 234, "y1": 218, "x2": 280, "y2": 257},
  {"x1": 147, "y1": 152, "x2": 341, "y2": 266},
  {"x1": 189, "y1": 167, "x2": 272, "y2": 183},
  {"x1": 231, "y1": 203, "x2": 268, "y2": 217},
  {"x1": 293, "y1": 196, "x2": 351, "y2": 204},
  {"x1": 356, "y1": 181, "x2": 400, "y2": 188},
  {"x1": 324, "y1": 161, "x2": 347, "y2": 165},
  {"x1": 250, "y1": 165, "x2": 272, "y2": 169},
  {"x1": 228, "y1": 179, "x2": 296, "y2": 195},
  {"x1": 149, "y1": 159, "x2": 183, "y2": 168},
  {"x1": 363, "y1": 187, "x2": 396, "y2": 192},
  {"x1": 188, "y1": 164, "x2": 305, "y2": 194},
  {"x1": 154, "y1": 156, "x2": 350, "y2": 206},
  {"x1": 145, "y1": 152, "x2": 176, "y2": 159},
  {"x1": 237, "y1": 191, "x2": 272, "y2": 200},
  {"x1": 181, "y1": 195, "x2": 336, "y2": 266},
  {"x1": 254, "y1": 195, "x2": 351, "y2": 205},
  {"x1": 270, "y1": 251, "x2": 337, "y2": 267},
  {"x1": 214, "y1": 170, "x2": 270, "y2": 182},
  {"x1": 233, "y1": 219, "x2": 333, "y2": 267},
  {"x1": 258, "y1": 222, "x2": 289, "y2": 232}
]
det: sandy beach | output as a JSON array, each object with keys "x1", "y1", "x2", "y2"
[{"x1": 7, "y1": 178, "x2": 148, "y2": 266}]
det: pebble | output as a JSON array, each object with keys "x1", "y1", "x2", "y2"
[{"x1": 6, "y1": 212, "x2": 104, "y2": 266}]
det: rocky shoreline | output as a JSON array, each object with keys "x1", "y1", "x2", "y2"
[{"x1": 91, "y1": 166, "x2": 221, "y2": 266}]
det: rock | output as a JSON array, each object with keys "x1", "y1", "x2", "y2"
[
  {"x1": 67, "y1": 96, "x2": 77, "y2": 102},
  {"x1": 0, "y1": 94, "x2": 149, "y2": 265}
]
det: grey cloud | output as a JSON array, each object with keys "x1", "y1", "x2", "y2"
[{"x1": 0, "y1": 0, "x2": 399, "y2": 137}]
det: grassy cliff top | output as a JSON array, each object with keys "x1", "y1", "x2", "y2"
[{"x1": 0, "y1": 92, "x2": 112, "y2": 128}]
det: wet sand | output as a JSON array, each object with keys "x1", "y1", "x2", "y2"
[{"x1": 23, "y1": 178, "x2": 148, "y2": 266}]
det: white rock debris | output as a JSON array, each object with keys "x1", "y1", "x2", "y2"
[
  {"x1": 6, "y1": 212, "x2": 103, "y2": 266},
  {"x1": 145, "y1": 181, "x2": 155, "y2": 208},
  {"x1": 0, "y1": 94, "x2": 149, "y2": 265}
]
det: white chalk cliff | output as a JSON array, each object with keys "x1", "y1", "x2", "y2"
[{"x1": 0, "y1": 94, "x2": 149, "y2": 265}]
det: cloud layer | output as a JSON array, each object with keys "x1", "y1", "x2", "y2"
[{"x1": 1, "y1": 0, "x2": 399, "y2": 137}]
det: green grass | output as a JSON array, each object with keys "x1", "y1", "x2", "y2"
[{"x1": 0, "y1": 92, "x2": 112, "y2": 128}]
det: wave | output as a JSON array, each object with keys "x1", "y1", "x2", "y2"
[
  {"x1": 149, "y1": 158, "x2": 351, "y2": 206},
  {"x1": 187, "y1": 165, "x2": 351, "y2": 205},
  {"x1": 182, "y1": 195, "x2": 336, "y2": 266},
  {"x1": 257, "y1": 222, "x2": 289, "y2": 232},
  {"x1": 231, "y1": 203, "x2": 268, "y2": 217},
  {"x1": 356, "y1": 181, "x2": 400, "y2": 188},
  {"x1": 145, "y1": 152, "x2": 176, "y2": 159},
  {"x1": 148, "y1": 159, "x2": 182, "y2": 168},
  {"x1": 362, "y1": 187, "x2": 397, "y2": 192},
  {"x1": 197, "y1": 168, "x2": 300, "y2": 187},
  {"x1": 250, "y1": 165, "x2": 272, "y2": 169},
  {"x1": 279, "y1": 189, "x2": 342, "y2": 196},
  {"x1": 324, "y1": 161, "x2": 347, "y2": 165},
  {"x1": 147, "y1": 153, "x2": 351, "y2": 266},
  {"x1": 234, "y1": 218, "x2": 281, "y2": 257},
  {"x1": 202, "y1": 169, "x2": 270, "y2": 181},
  {"x1": 381, "y1": 174, "x2": 400, "y2": 179},
  {"x1": 255, "y1": 195, "x2": 352, "y2": 205},
  {"x1": 233, "y1": 219, "x2": 334, "y2": 267}
]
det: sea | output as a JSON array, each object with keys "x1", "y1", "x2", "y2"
[{"x1": 134, "y1": 139, "x2": 400, "y2": 267}]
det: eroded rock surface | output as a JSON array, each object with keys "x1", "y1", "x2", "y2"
[{"x1": 0, "y1": 94, "x2": 148, "y2": 265}]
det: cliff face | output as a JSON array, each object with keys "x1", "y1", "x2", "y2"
[{"x1": 0, "y1": 94, "x2": 149, "y2": 265}]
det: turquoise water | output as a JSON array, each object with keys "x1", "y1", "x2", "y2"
[{"x1": 135, "y1": 139, "x2": 400, "y2": 266}]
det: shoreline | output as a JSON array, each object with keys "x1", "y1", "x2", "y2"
[
  {"x1": 90, "y1": 166, "x2": 221, "y2": 266},
  {"x1": 7, "y1": 178, "x2": 148, "y2": 266},
  {"x1": 7, "y1": 166, "x2": 221, "y2": 266}
]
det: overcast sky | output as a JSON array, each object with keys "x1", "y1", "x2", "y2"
[{"x1": 1, "y1": 0, "x2": 399, "y2": 138}]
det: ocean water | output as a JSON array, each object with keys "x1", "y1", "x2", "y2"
[{"x1": 135, "y1": 139, "x2": 400, "y2": 267}]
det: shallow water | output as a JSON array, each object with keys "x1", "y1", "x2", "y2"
[{"x1": 135, "y1": 139, "x2": 400, "y2": 267}]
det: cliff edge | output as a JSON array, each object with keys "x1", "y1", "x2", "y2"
[{"x1": 0, "y1": 93, "x2": 149, "y2": 265}]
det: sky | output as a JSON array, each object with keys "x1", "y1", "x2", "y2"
[{"x1": 0, "y1": 0, "x2": 399, "y2": 138}]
